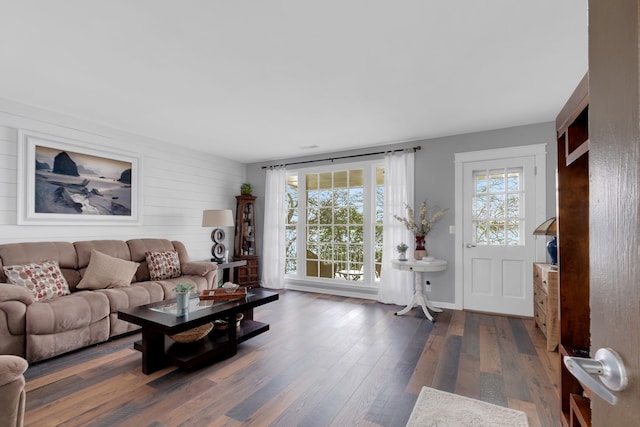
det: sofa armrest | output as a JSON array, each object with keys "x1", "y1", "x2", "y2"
[
  {"x1": 181, "y1": 262, "x2": 218, "y2": 289},
  {"x1": 0, "y1": 355, "x2": 28, "y2": 388},
  {"x1": 0, "y1": 284, "x2": 34, "y2": 305},
  {"x1": 181, "y1": 262, "x2": 218, "y2": 277}
]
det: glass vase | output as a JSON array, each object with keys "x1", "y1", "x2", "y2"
[{"x1": 415, "y1": 235, "x2": 428, "y2": 259}]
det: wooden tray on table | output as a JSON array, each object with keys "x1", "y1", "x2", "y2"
[{"x1": 199, "y1": 287, "x2": 248, "y2": 301}]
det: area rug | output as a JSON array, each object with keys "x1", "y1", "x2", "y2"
[{"x1": 406, "y1": 386, "x2": 529, "y2": 427}]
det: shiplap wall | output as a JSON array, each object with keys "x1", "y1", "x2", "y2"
[{"x1": 0, "y1": 99, "x2": 246, "y2": 260}]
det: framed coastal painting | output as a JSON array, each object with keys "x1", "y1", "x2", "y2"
[{"x1": 17, "y1": 130, "x2": 142, "y2": 225}]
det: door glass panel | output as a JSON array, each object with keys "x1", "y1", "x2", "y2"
[{"x1": 472, "y1": 167, "x2": 524, "y2": 246}]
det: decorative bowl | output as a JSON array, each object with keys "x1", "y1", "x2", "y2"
[{"x1": 222, "y1": 282, "x2": 240, "y2": 294}]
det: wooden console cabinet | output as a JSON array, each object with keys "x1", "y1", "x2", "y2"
[{"x1": 533, "y1": 263, "x2": 558, "y2": 352}]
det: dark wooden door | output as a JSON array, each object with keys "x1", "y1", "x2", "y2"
[{"x1": 589, "y1": 0, "x2": 640, "y2": 423}]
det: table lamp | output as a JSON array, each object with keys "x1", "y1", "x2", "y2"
[
  {"x1": 202, "y1": 209, "x2": 235, "y2": 262},
  {"x1": 533, "y1": 217, "x2": 557, "y2": 267}
]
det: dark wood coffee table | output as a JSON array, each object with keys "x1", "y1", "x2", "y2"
[{"x1": 118, "y1": 288, "x2": 278, "y2": 374}]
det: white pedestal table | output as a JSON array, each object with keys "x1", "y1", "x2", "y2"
[{"x1": 391, "y1": 259, "x2": 447, "y2": 321}]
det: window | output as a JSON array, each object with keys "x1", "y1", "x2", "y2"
[
  {"x1": 285, "y1": 162, "x2": 384, "y2": 284},
  {"x1": 472, "y1": 167, "x2": 524, "y2": 245}
]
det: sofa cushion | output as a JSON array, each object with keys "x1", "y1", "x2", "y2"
[
  {"x1": 77, "y1": 250, "x2": 139, "y2": 290},
  {"x1": 146, "y1": 250, "x2": 181, "y2": 280},
  {"x1": 3, "y1": 261, "x2": 70, "y2": 302},
  {"x1": 26, "y1": 291, "x2": 109, "y2": 335}
]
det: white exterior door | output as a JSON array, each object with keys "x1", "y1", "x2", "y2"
[{"x1": 455, "y1": 145, "x2": 546, "y2": 317}]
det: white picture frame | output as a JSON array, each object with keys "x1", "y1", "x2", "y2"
[{"x1": 17, "y1": 130, "x2": 142, "y2": 225}]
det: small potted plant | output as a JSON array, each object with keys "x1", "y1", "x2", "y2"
[
  {"x1": 240, "y1": 183, "x2": 253, "y2": 196},
  {"x1": 173, "y1": 282, "x2": 195, "y2": 315},
  {"x1": 397, "y1": 243, "x2": 409, "y2": 261}
]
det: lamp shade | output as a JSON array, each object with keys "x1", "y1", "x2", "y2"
[
  {"x1": 533, "y1": 217, "x2": 557, "y2": 236},
  {"x1": 202, "y1": 209, "x2": 234, "y2": 227}
]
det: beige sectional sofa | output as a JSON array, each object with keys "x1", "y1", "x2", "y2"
[{"x1": 0, "y1": 238, "x2": 217, "y2": 363}]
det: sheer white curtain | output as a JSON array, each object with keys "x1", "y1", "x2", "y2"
[
  {"x1": 378, "y1": 151, "x2": 415, "y2": 305},
  {"x1": 261, "y1": 167, "x2": 287, "y2": 289}
]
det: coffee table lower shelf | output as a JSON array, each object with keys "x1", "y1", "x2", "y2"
[{"x1": 133, "y1": 320, "x2": 269, "y2": 371}]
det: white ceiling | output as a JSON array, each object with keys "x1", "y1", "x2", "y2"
[{"x1": 0, "y1": 1, "x2": 588, "y2": 164}]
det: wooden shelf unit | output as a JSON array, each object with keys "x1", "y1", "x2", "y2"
[
  {"x1": 556, "y1": 72, "x2": 591, "y2": 427},
  {"x1": 234, "y1": 195, "x2": 260, "y2": 287}
]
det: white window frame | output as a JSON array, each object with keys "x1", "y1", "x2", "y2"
[{"x1": 284, "y1": 159, "x2": 383, "y2": 298}]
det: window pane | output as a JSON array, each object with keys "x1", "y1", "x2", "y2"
[
  {"x1": 319, "y1": 226, "x2": 333, "y2": 243},
  {"x1": 307, "y1": 174, "x2": 318, "y2": 190},
  {"x1": 475, "y1": 174, "x2": 488, "y2": 193},
  {"x1": 334, "y1": 206, "x2": 348, "y2": 224},
  {"x1": 285, "y1": 174, "x2": 299, "y2": 275},
  {"x1": 335, "y1": 225, "x2": 348, "y2": 243},
  {"x1": 319, "y1": 172, "x2": 332, "y2": 189},
  {"x1": 507, "y1": 170, "x2": 521, "y2": 191},
  {"x1": 507, "y1": 194, "x2": 519, "y2": 219},
  {"x1": 507, "y1": 220, "x2": 520, "y2": 245},
  {"x1": 285, "y1": 259, "x2": 296, "y2": 274},
  {"x1": 376, "y1": 167, "x2": 385, "y2": 186},
  {"x1": 287, "y1": 209, "x2": 297, "y2": 224},
  {"x1": 319, "y1": 208, "x2": 333, "y2": 224},
  {"x1": 349, "y1": 169, "x2": 363, "y2": 186},
  {"x1": 473, "y1": 195, "x2": 487, "y2": 218},
  {"x1": 349, "y1": 187, "x2": 363, "y2": 205},
  {"x1": 474, "y1": 221, "x2": 488, "y2": 244},
  {"x1": 334, "y1": 170, "x2": 348, "y2": 188},
  {"x1": 349, "y1": 226, "x2": 363, "y2": 242},
  {"x1": 334, "y1": 188, "x2": 349, "y2": 205},
  {"x1": 490, "y1": 194, "x2": 505, "y2": 219},
  {"x1": 319, "y1": 243, "x2": 333, "y2": 260},
  {"x1": 488, "y1": 220, "x2": 505, "y2": 244},
  {"x1": 489, "y1": 169, "x2": 505, "y2": 192},
  {"x1": 307, "y1": 226, "x2": 319, "y2": 243},
  {"x1": 319, "y1": 189, "x2": 332, "y2": 205}
]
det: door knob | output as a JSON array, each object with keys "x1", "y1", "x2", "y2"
[
  {"x1": 465, "y1": 244, "x2": 476, "y2": 248},
  {"x1": 563, "y1": 347, "x2": 628, "y2": 405}
]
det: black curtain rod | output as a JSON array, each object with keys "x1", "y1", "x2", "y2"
[{"x1": 261, "y1": 145, "x2": 421, "y2": 169}]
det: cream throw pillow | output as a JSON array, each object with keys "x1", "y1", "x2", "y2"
[{"x1": 77, "y1": 250, "x2": 139, "y2": 289}]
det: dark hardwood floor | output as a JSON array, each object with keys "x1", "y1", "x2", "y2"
[{"x1": 24, "y1": 290, "x2": 560, "y2": 427}]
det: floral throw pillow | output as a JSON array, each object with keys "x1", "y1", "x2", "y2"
[
  {"x1": 146, "y1": 250, "x2": 182, "y2": 281},
  {"x1": 3, "y1": 260, "x2": 71, "y2": 302}
]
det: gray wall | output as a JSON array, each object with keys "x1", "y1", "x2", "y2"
[{"x1": 247, "y1": 121, "x2": 557, "y2": 304}]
